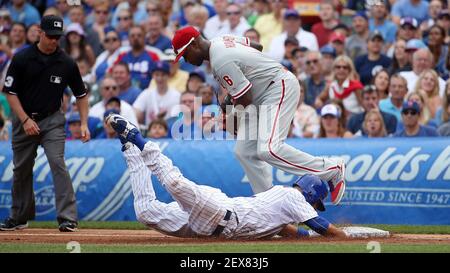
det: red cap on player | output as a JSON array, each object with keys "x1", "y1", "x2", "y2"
[{"x1": 171, "y1": 26, "x2": 200, "y2": 63}]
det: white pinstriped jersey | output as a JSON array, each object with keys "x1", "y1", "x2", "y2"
[
  {"x1": 209, "y1": 35, "x2": 286, "y2": 102},
  {"x1": 133, "y1": 143, "x2": 319, "y2": 239}
]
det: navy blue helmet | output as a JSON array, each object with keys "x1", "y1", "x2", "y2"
[{"x1": 293, "y1": 175, "x2": 328, "y2": 211}]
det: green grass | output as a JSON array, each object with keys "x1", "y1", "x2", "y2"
[
  {"x1": 28, "y1": 221, "x2": 450, "y2": 234},
  {"x1": 0, "y1": 242, "x2": 449, "y2": 253}
]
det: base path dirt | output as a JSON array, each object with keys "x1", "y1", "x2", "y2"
[{"x1": 1, "y1": 229, "x2": 450, "y2": 245}]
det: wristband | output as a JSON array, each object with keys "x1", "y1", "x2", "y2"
[
  {"x1": 22, "y1": 117, "x2": 29, "y2": 125},
  {"x1": 297, "y1": 227, "x2": 310, "y2": 237}
]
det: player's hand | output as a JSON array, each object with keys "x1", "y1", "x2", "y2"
[
  {"x1": 80, "y1": 124, "x2": 91, "y2": 143},
  {"x1": 23, "y1": 118, "x2": 40, "y2": 135}
]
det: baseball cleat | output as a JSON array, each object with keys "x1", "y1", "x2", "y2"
[
  {"x1": 106, "y1": 113, "x2": 141, "y2": 144},
  {"x1": 0, "y1": 218, "x2": 28, "y2": 231},
  {"x1": 328, "y1": 159, "x2": 346, "y2": 205}
]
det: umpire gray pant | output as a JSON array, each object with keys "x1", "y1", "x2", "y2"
[{"x1": 10, "y1": 111, "x2": 77, "y2": 224}]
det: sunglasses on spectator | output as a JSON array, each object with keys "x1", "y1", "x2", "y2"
[
  {"x1": 306, "y1": 59, "x2": 319, "y2": 65},
  {"x1": 95, "y1": 10, "x2": 108, "y2": 15},
  {"x1": 227, "y1": 11, "x2": 241, "y2": 15},
  {"x1": 147, "y1": 8, "x2": 158, "y2": 13},
  {"x1": 402, "y1": 110, "x2": 418, "y2": 116},
  {"x1": 103, "y1": 86, "x2": 118, "y2": 91},
  {"x1": 118, "y1": 16, "x2": 130, "y2": 21},
  {"x1": 104, "y1": 37, "x2": 119, "y2": 43},
  {"x1": 334, "y1": 65, "x2": 349, "y2": 70},
  {"x1": 45, "y1": 34, "x2": 61, "y2": 40}
]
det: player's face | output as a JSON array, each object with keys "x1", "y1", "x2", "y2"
[{"x1": 183, "y1": 46, "x2": 204, "y2": 66}]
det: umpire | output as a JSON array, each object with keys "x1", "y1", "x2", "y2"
[{"x1": 0, "y1": 15, "x2": 90, "y2": 232}]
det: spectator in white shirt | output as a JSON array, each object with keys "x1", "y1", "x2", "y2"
[
  {"x1": 217, "y1": 3, "x2": 250, "y2": 37},
  {"x1": 400, "y1": 48, "x2": 446, "y2": 97},
  {"x1": 268, "y1": 9, "x2": 319, "y2": 62},
  {"x1": 203, "y1": 0, "x2": 229, "y2": 39},
  {"x1": 89, "y1": 77, "x2": 138, "y2": 125},
  {"x1": 133, "y1": 61, "x2": 181, "y2": 126}
]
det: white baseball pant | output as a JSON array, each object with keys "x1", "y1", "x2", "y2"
[{"x1": 234, "y1": 72, "x2": 341, "y2": 193}]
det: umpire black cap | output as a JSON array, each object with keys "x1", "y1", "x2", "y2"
[{"x1": 40, "y1": 15, "x2": 64, "y2": 36}]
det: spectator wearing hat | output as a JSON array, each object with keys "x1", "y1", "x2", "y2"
[
  {"x1": 292, "y1": 46, "x2": 309, "y2": 81},
  {"x1": 394, "y1": 100, "x2": 439, "y2": 137},
  {"x1": 7, "y1": 0, "x2": 41, "y2": 27},
  {"x1": 312, "y1": 0, "x2": 340, "y2": 48},
  {"x1": 66, "y1": 5, "x2": 102, "y2": 57},
  {"x1": 391, "y1": 0, "x2": 429, "y2": 26},
  {"x1": 318, "y1": 104, "x2": 353, "y2": 138},
  {"x1": 354, "y1": 31, "x2": 392, "y2": 85},
  {"x1": 147, "y1": 54, "x2": 189, "y2": 94},
  {"x1": 186, "y1": 68, "x2": 206, "y2": 93},
  {"x1": 346, "y1": 11, "x2": 369, "y2": 60},
  {"x1": 111, "y1": 62, "x2": 142, "y2": 105},
  {"x1": 133, "y1": 61, "x2": 180, "y2": 127},
  {"x1": 96, "y1": 108, "x2": 121, "y2": 139},
  {"x1": 89, "y1": 77, "x2": 138, "y2": 125},
  {"x1": 217, "y1": 3, "x2": 250, "y2": 37},
  {"x1": 398, "y1": 17, "x2": 419, "y2": 42},
  {"x1": 368, "y1": 1, "x2": 397, "y2": 45},
  {"x1": 347, "y1": 85, "x2": 397, "y2": 136},
  {"x1": 400, "y1": 48, "x2": 446, "y2": 97},
  {"x1": 204, "y1": 0, "x2": 230, "y2": 39},
  {"x1": 328, "y1": 32, "x2": 346, "y2": 56},
  {"x1": 379, "y1": 74, "x2": 408, "y2": 122},
  {"x1": 268, "y1": 9, "x2": 318, "y2": 63},
  {"x1": 63, "y1": 23, "x2": 96, "y2": 67},
  {"x1": 319, "y1": 44, "x2": 337, "y2": 81},
  {"x1": 66, "y1": 112, "x2": 82, "y2": 140},
  {"x1": 254, "y1": 0, "x2": 284, "y2": 52}
]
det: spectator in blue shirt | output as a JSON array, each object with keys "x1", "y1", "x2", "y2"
[
  {"x1": 391, "y1": 0, "x2": 429, "y2": 25},
  {"x1": 111, "y1": 62, "x2": 142, "y2": 105},
  {"x1": 368, "y1": 2, "x2": 397, "y2": 45},
  {"x1": 347, "y1": 85, "x2": 397, "y2": 136},
  {"x1": 8, "y1": 0, "x2": 41, "y2": 27},
  {"x1": 303, "y1": 50, "x2": 326, "y2": 107},
  {"x1": 144, "y1": 14, "x2": 173, "y2": 53},
  {"x1": 379, "y1": 74, "x2": 408, "y2": 122},
  {"x1": 394, "y1": 100, "x2": 439, "y2": 137},
  {"x1": 354, "y1": 31, "x2": 392, "y2": 85}
]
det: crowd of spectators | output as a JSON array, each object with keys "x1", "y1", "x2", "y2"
[{"x1": 1, "y1": 0, "x2": 450, "y2": 142}]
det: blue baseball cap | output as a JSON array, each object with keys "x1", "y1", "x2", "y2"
[
  {"x1": 189, "y1": 69, "x2": 206, "y2": 82},
  {"x1": 284, "y1": 9, "x2": 300, "y2": 20},
  {"x1": 406, "y1": 39, "x2": 427, "y2": 52},
  {"x1": 353, "y1": 11, "x2": 368, "y2": 21},
  {"x1": 104, "y1": 108, "x2": 120, "y2": 120},
  {"x1": 320, "y1": 44, "x2": 336, "y2": 57},
  {"x1": 402, "y1": 100, "x2": 421, "y2": 113},
  {"x1": 153, "y1": 61, "x2": 170, "y2": 74},
  {"x1": 68, "y1": 112, "x2": 81, "y2": 124}
]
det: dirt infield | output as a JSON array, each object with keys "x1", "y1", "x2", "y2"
[{"x1": 0, "y1": 229, "x2": 449, "y2": 245}]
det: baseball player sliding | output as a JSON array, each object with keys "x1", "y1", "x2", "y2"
[
  {"x1": 106, "y1": 113, "x2": 346, "y2": 239},
  {"x1": 171, "y1": 26, "x2": 346, "y2": 205}
]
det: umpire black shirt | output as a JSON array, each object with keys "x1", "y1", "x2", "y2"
[{"x1": 2, "y1": 43, "x2": 86, "y2": 115}]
